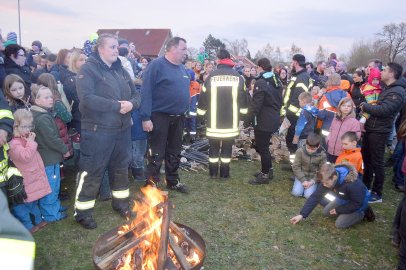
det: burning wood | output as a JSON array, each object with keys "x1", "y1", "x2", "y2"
[{"x1": 92, "y1": 186, "x2": 206, "y2": 270}]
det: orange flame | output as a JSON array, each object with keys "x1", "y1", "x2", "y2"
[{"x1": 117, "y1": 186, "x2": 165, "y2": 270}]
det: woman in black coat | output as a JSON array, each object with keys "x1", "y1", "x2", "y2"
[
  {"x1": 350, "y1": 70, "x2": 366, "y2": 118},
  {"x1": 244, "y1": 58, "x2": 283, "y2": 184},
  {"x1": 3, "y1": 44, "x2": 32, "y2": 94}
]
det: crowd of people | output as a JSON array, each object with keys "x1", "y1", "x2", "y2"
[{"x1": 0, "y1": 30, "x2": 405, "y2": 269}]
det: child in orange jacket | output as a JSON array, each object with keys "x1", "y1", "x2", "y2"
[{"x1": 336, "y1": 131, "x2": 363, "y2": 175}]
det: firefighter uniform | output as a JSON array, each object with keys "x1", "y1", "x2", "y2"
[
  {"x1": 197, "y1": 60, "x2": 247, "y2": 178},
  {"x1": 280, "y1": 68, "x2": 313, "y2": 152},
  {"x1": 0, "y1": 191, "x2": 35, "y2": 270}
]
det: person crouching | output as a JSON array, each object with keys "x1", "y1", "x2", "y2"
[{"x1": 290, "y1": 162, "x2": 373, "y2": 228}]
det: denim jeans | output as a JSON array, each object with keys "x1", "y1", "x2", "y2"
[
  {"x1": 39, "y1": 164, "x2": 63, "y2": 222},
  {"x1": 12, "y1": 201, "x2": 42, "y2": 230},
  {"x1": 131, "y1": 139, "x2": 147, "y2": 169},
  {"x1": 291, "y1": 178, "x2": 317, "y2": 199}
]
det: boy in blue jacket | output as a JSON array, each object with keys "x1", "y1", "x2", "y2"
[{"x1": 290, "y1": 162, "x2": 373, "y2": 228}]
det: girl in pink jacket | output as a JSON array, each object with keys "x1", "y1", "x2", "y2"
[
  {"x1": 326, "y1": 97, "x2": 361, "y2": 163},
  {"x1": 9, "y1": 109, "x2": 51, "y2": 233}
]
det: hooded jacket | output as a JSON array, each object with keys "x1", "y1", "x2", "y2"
[
  {"x1": 30, "y1": 105, "x2": 68, "y2": 165},
  {"x1": 295, "y1": 104, "x2": 318, "y2": 139},
  {"x1": 292, "y1": 145, "x2": 326, "y2": 183},
  {"x1": 363, "y1": 78, "x2": 406, "y2": 133},
  {"x1": 244, "y1": 71, "x2": 283, "y2": 133},
  {"x1": 300, "y1": 163, "x2": 369, "y2": 218},
  {"x1": 326, "y1": 115, "x2": 361, "y2": 156},
  {"x1": 8, "y1": 137, "x2": 51, "y2": 202},
  {"x1": 317, "y1": 87, "x2": 351, "y2": 133},
  {"x1": 76, "y1": 53, "x2": 140, "y2": 132}
]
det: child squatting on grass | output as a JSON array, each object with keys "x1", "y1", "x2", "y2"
[
  {"x1": 291, "y1": 133, "x2": 326, "y2": 199},
  {"x1": 8, "y1": 109, "x2": 51, "y2": 233},
  {"x1": 290, "y1": 162, "x2": 375, "y2": 229}
]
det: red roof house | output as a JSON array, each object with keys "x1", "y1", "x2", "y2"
[{"x1": 97, "y1": 28, "x2": 172, "y2": 58}]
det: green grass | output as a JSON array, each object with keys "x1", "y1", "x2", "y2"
[{"x1": 34, "y1": 160, "x2": 402, "y2": 270}]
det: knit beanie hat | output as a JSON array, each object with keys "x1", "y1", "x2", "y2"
[
  {"x1": 32, "y1": 40, "x2": 42, "y2": 49},
  {"x1": 6, "y1": 32, "x2": 17, "y2": 43}
]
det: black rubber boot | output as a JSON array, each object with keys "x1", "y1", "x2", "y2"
[
  {"x1": 209, "y1": 163, "x2": 218, "y2": 178},
  {"x1": 249, "y1": 172, "x2": 270, "y2": 185},
  {"x1": 219, "y1": 163, "x2": 230, "y2": 178}
]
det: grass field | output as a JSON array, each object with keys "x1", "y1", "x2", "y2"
[{"x1": 34, "y1": 160, "x2": 402, "y2": 270}]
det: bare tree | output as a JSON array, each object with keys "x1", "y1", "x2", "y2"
[
  {"x1": 286, "y1": 43, "x2": 303, "y2": 60},
  {"x1": 376, "y1": 22, "x2": 406, "y2": 62},
  {"x1": 314, "y1": 45, "x2": 328, "y2": 63},
  {"x1": 223, "y1": 38, "x2": 249, "y2": 56},
  {"x1": 187, "y1": 47, "x2": 198, "y2": 60},
  {"x1": 254, "y1": 43, "x2": 274, "y2": 60},
  {"x1": 274, "y1": 46, "x2": 284, "y2": 64}
]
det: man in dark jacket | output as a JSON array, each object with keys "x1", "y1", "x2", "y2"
[
  {"x1": 74, "y1": 33, "x2": 140, "y2": 229},
  {"x1": 361, "y1": 62, "x2": 406, "y2": 203},
  {"x1": 197, "y1": 49, "x2": 247, "y2": 179},
  {"x1": 140, "y1": 37, "x2": 190, "y2": 193},
  {"x1": 336, "y1": 61, "x2": 354, "y2": 90},
  {"x1": 281, "y1": 54, "x2": 313, "y2": 153}
]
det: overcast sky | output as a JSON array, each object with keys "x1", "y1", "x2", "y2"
[{"x1": 1, "y1": 0, "x2": 405, "y2": 61}]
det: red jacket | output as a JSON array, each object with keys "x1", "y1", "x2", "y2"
[
  {"x1": 8, "y1": 137, "x2": 51, "y2": 202},
  {"x1": 55, "y1": 117, "x2": 73, "y2": 158}
]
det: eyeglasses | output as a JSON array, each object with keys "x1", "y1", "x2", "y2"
[
  {"x1": 18, "y1": 53, "x2": 26, "y2": 57},
  {"x1": 18, "y1": 125, "x2": 34, "y2": 130}
]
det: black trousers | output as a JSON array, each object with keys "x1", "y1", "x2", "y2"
[
  {"x1": 362, "y1": 132, "x2": 390, "y2": 196},
  {"x1": 286, "y1": 113, "x2": 298, "y2": 153},
  {"x1": 146, "y1": 112, "x2": 184, "y2": 186},
  {"x1": 394, "y1": 194, "x2": 406, "y2": 270},
  {"x1": 75, "y1": 128, "x2": 131, "y2": 221},
  {"x1": 254, "y1": 129, "x2": 273, "y2": 174},
  {"x1": 208, "y1": 138, "x2": 234, "y2": 164}
]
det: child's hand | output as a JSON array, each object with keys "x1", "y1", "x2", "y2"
[
  {"x1": 329, "y1": 209, "x2": 337, "y2": 215},
  {"x1": 290, "y1": 215, "x2": 303, "y2": 224},
  {"x1": 26, "y1": 132, "x2": 36, "y2": 141},
  {"x1": 302, "y1": 181, "x2": 309, "y2": 188},
  {"x1": 292, "y1": 135, "x2": 299, "y2": 144}
]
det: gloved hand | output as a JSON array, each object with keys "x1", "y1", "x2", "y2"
[{"x1": 6, "y1": 169, "x2": 27, "y2": 205}]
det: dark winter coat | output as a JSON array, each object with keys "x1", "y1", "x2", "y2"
[
  {"x1": 300, "y1": 164, "x2": 369, "y2": 218},
  {"x1": 244, "y1": 72, "x2": 283, "y2": 133},
  {"x1": 76, "y1": 52, "x2": 140, "y2": 132},
  {"x1": 49, "y1": 64, "x2": 67, "y2": 82},
  {"x1": 60, "y1": 68, "x2": 81, "y2": 133},
  {"x1": 4, "y1": 57, "x2": 32, "y2": 93},
  {"x1": 350, "y1": 81, "x2": 366, "y2": 110},
  {"x1": 363, "y1": 78, "x2": 406, "y2": 133}
]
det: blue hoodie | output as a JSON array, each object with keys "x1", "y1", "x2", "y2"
[
  {"x1": 317, "y1": 89, "x2": 348, "y2": 132},
  {"x1": 295, "y1": 104, "x2": 318, "y2": 139}
]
